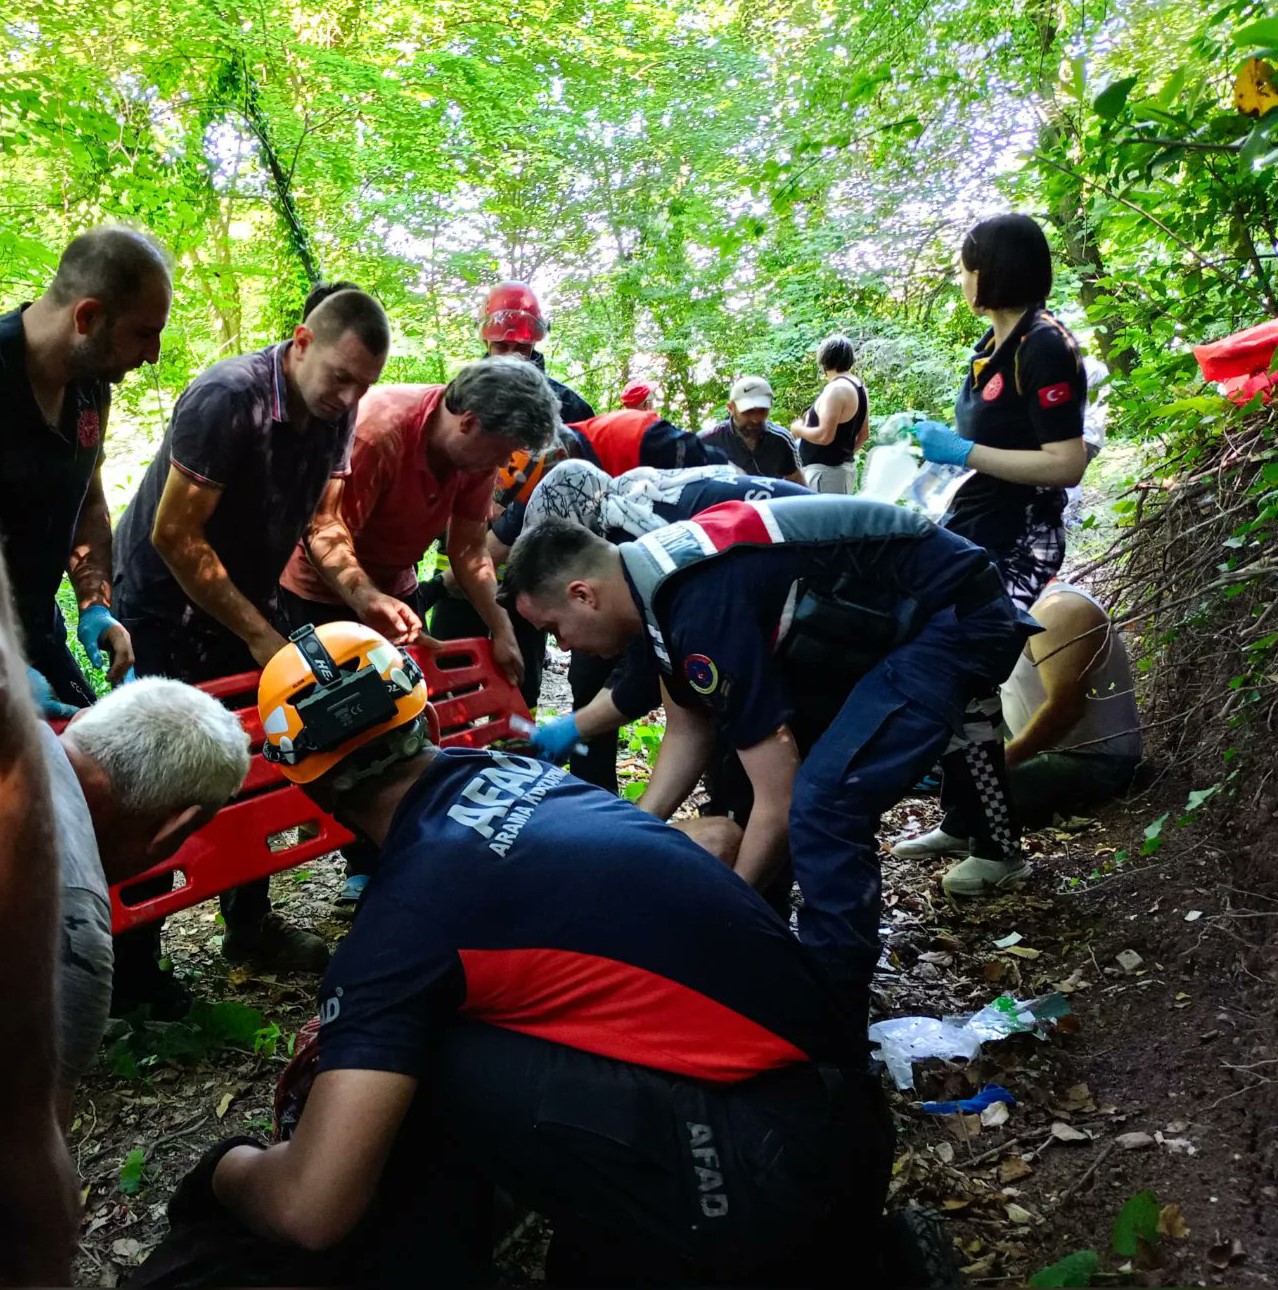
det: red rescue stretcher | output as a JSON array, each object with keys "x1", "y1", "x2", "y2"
[{"x1": 103, "y1": 639, "x2": 529, "y2": 934}]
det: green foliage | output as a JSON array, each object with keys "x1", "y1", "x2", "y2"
[
  {"x1": 1028, "y1": 1248, "x2": 1100, "y2": 1288},
  {"x1": 1140, "y1": 811, "x2": 1170, "y2": 856},
  {"x1": 1111, "y1": 1189, "x2": 1161, "y2": 1258},
  {"x1": 107, "y1": 999, "x2": 271, "y2": 1078},
  {"x1": 117, "y1": 1148, "x2": 148, "y2": 1195}
]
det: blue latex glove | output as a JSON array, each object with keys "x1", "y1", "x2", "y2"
[
  {"x1": 76, "y1": 603, "x2": 124, "y2": 671},
  {"x1": 26, "y1": 666, "x2": 79, "y2": 720},
  {"x1": 531, "y1": 713, "x2": 583, "y2": 762},
  {"x1": 913, "y1": 420, "x2": 974, "y2": 468},
  {"x1": 920, "y1": 1084, "x2": 1016, "y2": 1116}
]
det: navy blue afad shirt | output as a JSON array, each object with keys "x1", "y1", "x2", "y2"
[
  {"x1": 625, "y1": 506, "x2": 993, "y2": 750},
  {"x1": 316, "y1": 748, "x2": 859, "y2": 1082}
]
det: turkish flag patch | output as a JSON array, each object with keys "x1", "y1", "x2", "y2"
[{"x1": 1037, "y1": 381, "x2": 1074, "y2": 410}]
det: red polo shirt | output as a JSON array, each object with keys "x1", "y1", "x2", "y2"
[{"x1": 281, "y1": 384, "x2": 494, "y2": 604}]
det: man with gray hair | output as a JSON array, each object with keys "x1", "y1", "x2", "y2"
[
  {"x1": 49, "y1": 677, "x2": 249, "y2": 1120},
  {"x1": 279, "y1": 357, "x2": 558, "y2": 913},
  {"x1": 0, "y1": 225, "x2": 171, "y2": 718},
  {"x1": 280, "y1": 357, "x2": 558, "y2": 678}
]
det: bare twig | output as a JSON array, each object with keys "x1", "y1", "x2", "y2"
[{"x1": 1045, "y1": 1140, "x2": 1117, "y2": 1219}]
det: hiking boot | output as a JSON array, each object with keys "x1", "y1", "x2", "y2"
[
  {"x1": 941, "y1": 855, "x2": 1032, "y2": 897},
  {"x1": 109, "y1": 961, "x2": 192, "y2": 1021},
  {"x1": 223, "y1": 912, "x2": 330, "y2": 973},
  {"x1": 333, "y1": 873, "x2": 370, "y2": 920},
  {"x1": 890, "y1": 827, "x2": 969, "y2": 860}
]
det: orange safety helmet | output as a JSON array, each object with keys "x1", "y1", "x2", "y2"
[
  {"x1": 493, "y1": 435, "x2": 570, "y2": 509},
  {"x1": 258, "y1": 622, "x2": 433, "y2": 787},
  {"x1": 479, "y1": 281, "x2": 549, "y2": 346}
]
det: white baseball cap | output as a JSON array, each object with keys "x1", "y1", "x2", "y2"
[{"x1": 728, "y1": 376, "x2": 773, "y2": 412}]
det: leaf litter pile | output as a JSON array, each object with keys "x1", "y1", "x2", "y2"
[{"x1": 70, "y1": 715, "x2": 1278, "y2": 1285}]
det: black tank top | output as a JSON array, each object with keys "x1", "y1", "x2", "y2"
[{"x1": 799, "y1": 375, "x2": 867, "y2": 467}]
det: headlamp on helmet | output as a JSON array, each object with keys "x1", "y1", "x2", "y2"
[{"x1": 258, "y1": 623, "x2": 430, "y2": 787}]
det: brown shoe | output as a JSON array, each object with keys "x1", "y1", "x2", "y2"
[{"x1": 223, "y1": 912, "x2": 330, "y2": 973}]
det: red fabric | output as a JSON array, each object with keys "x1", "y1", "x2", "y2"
[
  {"x1": 620, "y1": 379, "x2": 652, "y2": 408},
  {"x1": 281, "y1": 385, "x2": 495, "y2": 603},
  {"x1": 570, "y1": 409, "x2": 661, "y2": 476},
  {"x1": 691, "y1": 501, "x2": 775, "y2": 551},
  {"x1": 458, "y1": 947, "x2": 809, "y2": 1083},
  {"x1": 1194, "y1": 319, "x2": 1278, "y2": 382},
  {"x1": 1221, "y1": 371, "x2": 1278, "y2": 406},
  {"x1": 1037, "y1": 381, "x2": 1074, "y2": 410}
]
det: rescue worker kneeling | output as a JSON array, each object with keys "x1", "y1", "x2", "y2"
[{"x1": 139, "y1": 621, "x2": 892, "y2": 1288}]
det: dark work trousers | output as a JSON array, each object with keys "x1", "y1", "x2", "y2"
[
  {"x1": 25, "y1": 602, "x2": 97, "y2": 709},
  {"x1": 429, "y1": 583, "x2": 545, "y2": 711},
  {"x1": 566, "y1": 650, "x2": 620, "y2": 794},
  {"x1": 789, "y1": 598, "x2": 1029, "y2": 1028},
  {"x1": 131, "y1": 1023, "x2": 894, "y2": 1289},
  {"x1": 111, "y1": 607, "x2": 274, "y2": 992}
]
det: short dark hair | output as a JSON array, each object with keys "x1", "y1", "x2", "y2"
[
  {"x1": 46, "y1": 226, "x2": 171, "y2": 313},
  {"x1": 960, "y1": 214, "x2": 1053, "y2": 310},
  {"x1": 306, "y1": 289, "x2": 391, "y2": 357},
  {"x1": 502, "y1": 517, "x2": 614, "y2": 606},
  {"x1": 817, "y1": 334, "x2": 855, "y2": 372},
  {"x1": 444, "y1": 356, "x2": 559, "y2": 450},
  {"x1": 302, "y1": 280, "x2": 361, "y2": 321}
]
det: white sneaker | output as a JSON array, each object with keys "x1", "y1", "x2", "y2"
[
  {"x1": 890, "y1": 828, "x2": 969, "y2": 860},
  {"x1": 942, "y1": 855, "x2": 1032, "y2": 897}
]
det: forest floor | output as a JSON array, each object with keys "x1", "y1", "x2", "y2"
[
  {"x1": 70, "y1": 447, "x2": 1278, "y2": 1287},
  {"x1": 71, "y1": 683, "x2": 1278, "y2": 1289}
]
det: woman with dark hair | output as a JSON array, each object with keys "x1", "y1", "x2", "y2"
[
  {"x1": 912, "y1": 214, "x2": 1088, "y2": 609},
  {"x1": 789, "y1": 333, "x2": 869, "y2": 493}
]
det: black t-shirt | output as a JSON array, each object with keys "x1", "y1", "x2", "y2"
[
  {"x1": 316, "y1": 747, "x2": 860, "y2": 1081},
  {"x1": 0, "y1": 306, "x2": 109, "y2": 647},
  {"x1": 114, "y1": 343, "x2": 353, "y2": 625},
  {"x1": 948, "y1": 307, "x2": 1086, "y2": 554},
  {"x1": 698, "y1": 419, "x2": 800, "y2": 479},
  {"x1": 798, "y1": 375, "x2": 867, "y2": 468}
]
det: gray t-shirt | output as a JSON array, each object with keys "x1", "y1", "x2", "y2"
[{"x1": 40, "y1": 724, "x2": 112, "y2": 1087}]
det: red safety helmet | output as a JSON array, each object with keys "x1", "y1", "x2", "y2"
[
  {"x1": 480, "y1": 282, "x2": 549, "y2": 346},
  {"x1": 620, "y1": 378, "x2": 653, "y2": 409}
]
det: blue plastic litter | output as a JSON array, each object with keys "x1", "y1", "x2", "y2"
[{"x1": 920, "y1": 1084, "x2": 1016, "y2": 1116}]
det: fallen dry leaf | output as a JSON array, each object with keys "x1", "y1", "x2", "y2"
[
  {"x1": 111, "y1": 1239, "x2": 141, "y2": 1260},
  {"x1": 1050, "y1": 1121, "x2": 1091, "y2": 1143},
  {"x1": 981, "y1": 1101, "x2": 1011, "y2": 1128},
  {"x1": 960, "y1": 1254, "x2": 997, "y2": 1277},
  {"x1": 1207, "y1": 1236, "x2": 1245, "y2": 1269},
  {"x1": 943, "y1": 1113, "x2": 982, "y2": 1143},
  {"x1": 1001, "y1": 945, "x2": 1042, "y2": 960},
  {"x1": 1117, "y1": 1131, "x2": 1155, "y2": 1151},
  {"x1": 1158, "y1": 1203, "x2": 1190, "y2": 1239},
  {"x1": 1059, "y1": 1083, "x2": 1097, "y2": 1112},
  {"x1": 983, "y1": 960, "x2": 1008, "y2": 982},
  {"x1": 1005, "y1": 1202, "x2": 1034, "y2": 1224},
  {"x1": 932, "y1": 1141, "x2": 955, "y2": 1164},
  {"x1": 999, "y1": 1156, "x2": 1034, "y2": 1183},
  {"x1": 941, "y1": 1198, "x2": 971, "y2": 1211},
  {"x1": 215, "y1": 1091, "x2": 234, "y2": 1119}
]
